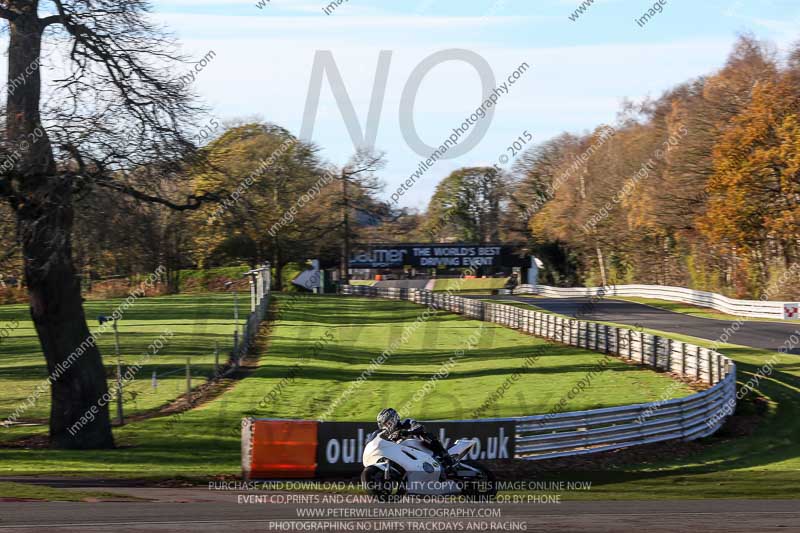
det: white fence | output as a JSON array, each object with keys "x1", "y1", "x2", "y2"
[
  {"x1": 230, "y1": 265, "x2": 272, "y2": 365},
  {"x1": 514, "y1": 283, "x2": 798, "y2": 320},
  {"x1": 341, "y1": 285, "x2": 737, "y2": 461}
]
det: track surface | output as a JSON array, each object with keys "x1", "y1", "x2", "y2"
[
  {"x1": 1, "y1": 489, "x2": 798, "y2": 532},
  {"x1": 481, "y1": 295, "x2": 800, "y2": 354}
]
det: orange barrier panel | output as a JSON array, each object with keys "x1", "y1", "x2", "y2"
[{"x1": 243, "y1": 419, "x2": 318, "y2": 479}]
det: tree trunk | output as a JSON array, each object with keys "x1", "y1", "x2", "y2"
[
  {"x1": 17, "y1": 187, "x2": 115, "y2": 449},
  {"x1": 8, "y1": 6, "x2": 114, "y2": 448},
  {"x1": 595, "y1": 244, "x2": 608, "y2": 287}
]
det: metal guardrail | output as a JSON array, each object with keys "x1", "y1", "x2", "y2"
[
  {"x1": 341, "y1": 285, "x2": 737, "y2": 461},
  {"x1": 513, "y1": 283, "x2": 798, "y2": 320},
  {"x1": 230, "y1": 265, "x2": 272, "y2": 366}
]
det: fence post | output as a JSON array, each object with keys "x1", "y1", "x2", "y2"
[
  {"x1": 113, "y1": 319, "x2": 124, "y2": 426},
  {"x1": 681, "y1": 343, "x2": 686, "y2": 375},
  {"x1": 594, "y1": 323, "x2": 600, "y2": 351},
  {"x1": 604, "y1": 325, "x2": 610, "y2": 354},
  {"x1": 666, "y1": 338, "x2": 672, "y2": 372},
  {"x1": 708, "y1": 351, "x2": 714, "y2": 384},
  {"x1": 186, "y1": 357, "x2": 192, "y2": 393},
  {"x1": 652, "y1": 335, "x2": 659, "y2": 369},
  {"x1": 249, "y1": 275, "x2": 256, "y2": 313},
  {"x1": 255, "y1": 268, "x2": 263, "y2": 310},
  {"x1": 640, "y1": 332, "x2": 645, "y2": 365},
  {"x1": 696, "y1": 346, "x2": 701, "y2": 380},
  {"x1": 627, "y1": 330, "x2": 633, "y2": 359}
]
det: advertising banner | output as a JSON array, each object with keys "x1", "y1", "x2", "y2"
[
  {"x1": 349, "y1": 244, "x2": 526, "y2": 269},
  {"x1": 315, "y1": 420, "x2": 515, "y2": 476}
]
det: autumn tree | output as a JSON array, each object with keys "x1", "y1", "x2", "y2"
[
  {"x1": 512, "y1": 35, "x2": 791, "y2": 295},
  {"x1": 699, "y1": 74, "x2": 800, "y2": 294}
]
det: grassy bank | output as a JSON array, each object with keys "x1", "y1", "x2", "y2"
[
  {"x1": 0, "y1": 295, "x2": 689, "y2": 478},
  {"x1": 0, "y1": 293, "x2": 240, "y2": 422},
  {"x1": 496, "y1": 300, "x2": 800, "y2": 499},
  {"x1": 433, "y1": 278, "x2": 509, "y2": 292}
]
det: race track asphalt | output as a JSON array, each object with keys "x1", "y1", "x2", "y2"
[
  {"x1": 1, "y1": 489, "x2": 798, "y2": 532},
  {"x1": 479, "y1": 295, "x2": 800, "y2": 354}
]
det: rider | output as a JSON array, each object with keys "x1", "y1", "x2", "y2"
[{"x1": 376, "y1": 408, "x2": 454, "y2": 468}]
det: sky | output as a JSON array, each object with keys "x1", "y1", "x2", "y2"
[{"x1": 14, "y1": 0, "x2": 800, "y2": 210}]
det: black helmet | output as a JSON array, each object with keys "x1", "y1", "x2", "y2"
[{"x1": 377, "y1": 408, "x2": 400, "y2": 433}]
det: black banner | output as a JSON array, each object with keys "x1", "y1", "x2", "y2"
[
  {"x1": 349, "y1": 244, "x2": 526, "y2": 269},
  {"x1": 316, "y1": 420, "x2": 515, "y2": 476}
]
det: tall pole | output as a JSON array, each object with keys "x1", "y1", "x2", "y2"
[
  {"x1": 233, "y1": 289, "x2": 239, "y2": 353},
  {"x1": 113, "y1": 319, "x2": 124, "y2": 426},
  {"x1": 341, "y1": 170, "x2": 350, "y2": 285},
  {"x1": 249, "y1": 275, "x2": 256, "y2": 313}
]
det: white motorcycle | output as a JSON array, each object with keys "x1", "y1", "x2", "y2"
[{"x1": 361, "y1": 430, "x2": 496, "y2": 500}]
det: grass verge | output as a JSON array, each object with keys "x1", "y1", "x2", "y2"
[
  {"x1": 433, "y1": 278, "x2": 509, "y2": 292},
  {"x1": 495, "y1": 300, "x2": 800, "y2": 499},
  {"x1": 610, "y1": 296, "x2": 792, "y2": 323},
  {"x1": 0, "y1": 294, "x2": 689, "y2": 479},
  {"x1": 0, "y1": 481, "x2": 135, "y2": 502},
  {"x1": 0, "y1": 293, "x2": 240, "y2": 422}
]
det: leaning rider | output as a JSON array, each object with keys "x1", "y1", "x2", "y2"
[{"x1": 376, "y1": 408, "x2": 454, "y2": 468}]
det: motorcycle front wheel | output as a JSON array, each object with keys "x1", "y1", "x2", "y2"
[
  {"x1": 457, "y1": 460, "x2": 497, "y2": 500},
  {"x1": 361, "y1": 464, "x2": 407, "y2": 501}
]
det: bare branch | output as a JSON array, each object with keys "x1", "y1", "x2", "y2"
[
  {"x1": 92, "y1": 175, "x2": 219, "y2": 211},
  {"x1": 0, "y1": 6, "x2": 17, "y2": 21}
]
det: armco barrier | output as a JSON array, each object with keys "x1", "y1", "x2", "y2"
[
  {"x1": 514, "y1": 283, "x2": 799, "y2": 320},
  {"x1": 241, "y1": 418, "x2": 515, "y2": 478},
  {"x1": 335, "y1": 285, "x2": 736, "y2": 462}
]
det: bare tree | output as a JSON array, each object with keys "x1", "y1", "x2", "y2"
[{"x1": 0, "y1": 0, "x2": 214, "y2": 448}]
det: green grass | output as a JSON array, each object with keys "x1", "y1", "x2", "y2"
[
  {"x1": 560, "y1": 337, "x2": 800, "y2": 500},
  {"x1": 433, "y1": 278, "x2": 509, "y2": 292},
  {"x1": 0, "y1": 293, "x2": 241, "y2": 422},
  {"x1": 0, "y1": 481, "x2": 134, "y2": 501},
  {"x1": 488, "y1": 299, "x2": 800, "y2": 499},
  {"x1": 0, "y1": 295, "x2": 690, "y2": 478},
  {"x1": 3, "y1": 294, "x2": 798, "y2": 499}
]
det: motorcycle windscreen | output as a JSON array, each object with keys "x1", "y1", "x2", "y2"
[{"x1": 447, "y1": 438, "x2": 479, "y2": 460}]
